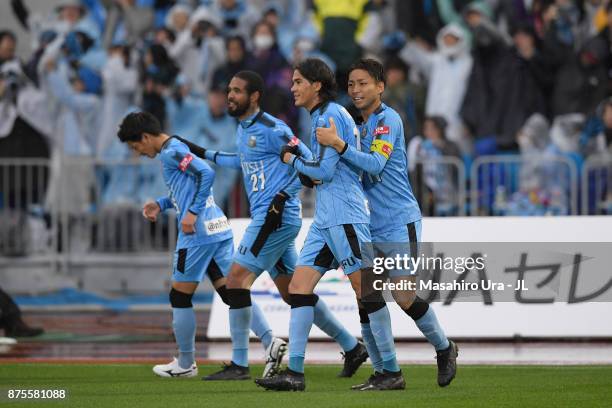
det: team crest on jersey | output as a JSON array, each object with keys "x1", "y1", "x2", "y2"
[
  {"x1": 178, "y1": 154, "x2": 193, "y2": 172},
  {"x1": 374, "y1": 126, "x2": 390, "y2": 136},
  {"x1": 248, "y1": 135, "x2": 257, "y2": 147}
]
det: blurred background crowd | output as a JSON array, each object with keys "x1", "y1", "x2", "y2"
[{"x1": 1, "y1": 0, "x2": 612, "y2": 226}]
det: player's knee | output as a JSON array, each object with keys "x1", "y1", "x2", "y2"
[
  {"x1": 226, "y1": 264, "x2": 250, "y2": 289},
  {"x1": 288, "y1": 279, "x2": 305, "y2": 294},
  {"x1": 289, "y1": 293, "x2": 318, "y2": 308},
  {"x1": 169, "y1": 288, "x2": 193, "y2": 308},
  {"x1": 392, "y1": 289, "x2": 417, "y2": 310},
  {"x1": 226, "y1": 288, "x2": 251, "y2": 309},
  {"x1": 215, "y1": 285, "x2": 230, "y2": 305},
  {"x1": 403, "y1": 296, "x2": 429, "y2": 320}
]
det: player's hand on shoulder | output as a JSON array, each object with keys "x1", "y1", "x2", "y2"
[
  {"x1": 316, "y1": 117, "x2": 343, "y2": 151},
  {"x1": 143, "y1": 201, "x2": 160, "y2": 222},
  {"x1": 181, "y1": 211, "x2": 197, "y2": 234}
]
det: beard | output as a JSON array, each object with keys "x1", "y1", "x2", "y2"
[{"x1": 228, "y1": 99, "x2": 250, "y2": 117}]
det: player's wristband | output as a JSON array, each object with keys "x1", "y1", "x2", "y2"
[{"x1": 339, "y1": 142, "x2": 349, "y2": 156}]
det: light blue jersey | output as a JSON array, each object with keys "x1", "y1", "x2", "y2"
[
  {"x1": 205, "y1": 111, "x2": 309, "y2": 226},
  {"x1": 340, "y1": 103, "x2": 421, "y2": 237},
  {"x1": 156, "y1": 137, "x2": 232, "y2": 249},
  {"x1": 291, "y1": 102, "x2": 370, "y2": 228}
]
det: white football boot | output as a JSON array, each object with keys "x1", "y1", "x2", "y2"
[
  {"x1": 153, "y1": 357, "x2": 198, "y2": 378},
  {"x1": 262, "y1": 337, "x2": 287, "y2": 378}
]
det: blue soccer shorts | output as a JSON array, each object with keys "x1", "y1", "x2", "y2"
[
  {"x1": 233, "y1": 221, "x2": 301, "y2": 280},
  {"x1": 370, "y1": 220, "x2": 422, "y2": 278},
  {"x1": 297, "y1": 223, "x2": 371, "y2": 275},
  {"x1": 172, "y1": 237, "x2": 234, "y2": 283}
]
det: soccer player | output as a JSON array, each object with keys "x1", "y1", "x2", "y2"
[
  {"x1": 255, "y1": 58, "x2": 400, "y2": 392},
  {"x1": 116, "y1": 111, "x2": 276, "y2": 378},
  {"x1": 315, "y1": 58, "x2": 458, "y2": 389},
  {"x1": 177, "y1": 70, "x2": 367, "y2": 381}
]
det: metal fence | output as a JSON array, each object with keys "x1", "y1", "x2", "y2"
[
  {"x1": 470, "y1": 155, "x2": 579, "y2": 216},
  {"x1": 0, "y1": 154, "x2": 607, "y2": 292},
  {"x1": 582, "y1": 154, "x2": 612, "y2": 215},
  {"x1": 411, "y1": 156, "x2": 467, "y2": 216}
]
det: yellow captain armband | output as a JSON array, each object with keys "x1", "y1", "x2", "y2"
[{"x1": 370, "y1": 139, "x2": 393, "y2": 159}]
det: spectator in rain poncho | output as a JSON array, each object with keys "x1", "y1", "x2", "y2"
[
  {"x1": 31, "y1": 0, "x2": 106, "y2": 74},
  {"x1": 101, "y1": 0, "x2": 155, "y2": 49},
  {"x1": 97, "y1": 42, "x2": 137, "y2": 160},
  {"x1": 505, "y1": 113, "x2": 583, "y2": 216},
  {"x1": 167, "y1": 7, "x2": 226, "y2": 96},
  {"x1": 42, "y1": 55, "x2": 103, "y2": 215},
  {"x1": 400, "y1": 22, "x2": 473, "y2": 153},
  {"x1": 207, "y1": 0, "x2": 261, "y2": 38}
]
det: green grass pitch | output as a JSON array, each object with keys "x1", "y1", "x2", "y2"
[{"x1": 1, "y1": 364, "x2": 611, "y2": 408}]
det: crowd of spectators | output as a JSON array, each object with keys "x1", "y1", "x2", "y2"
[{"x1": 1, "y1": 0, "x2": 612, "y2": 217}]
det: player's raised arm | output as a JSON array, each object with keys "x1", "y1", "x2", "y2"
[
  {"x1": 317, "y1": 116, "x2": 395, "y2": 176},
  {"x1": 173, "y1": 136, "x2": 241, "y2": 169}
]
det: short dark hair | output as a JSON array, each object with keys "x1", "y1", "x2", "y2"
[
  {"x1": 384, "y1": 56, "x2": 408, "y2": 78},
  {"x1": 0, "y1": 30, "x2": 16, "y2": 43},
  {"x1": 425, "y1": 115, "x2": 448, "y2": 139},
  {"x1": 233, "y1": 70, "x2": 264, "y2": 99},
  {"x1": 349, "y1": 58, "x2": 386, "y2": 85},
  {"x1": 226, "y1": 35, "x2": 246, "y2": 50},
  {"x1": 294, "y1": 58, "x2": 337, "y2": 102},
  {"x1": 117, "y1": 111, "x2": 163, "y2": 142}
]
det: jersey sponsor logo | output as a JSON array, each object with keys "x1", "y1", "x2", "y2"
[
  {"x1": 248, "y1": 135, "x2": 257, "y2": 147},
  {"x1": 241, "y1": 159, "x2": 264, "y2": 175},
  {"x1": 205, "y1": 216, "x2": 231, "y2": 235},
  {"x1": 374, "y1": 126, "x2": 390, "y2": 136},
  {"x1": 370, "y1": 140, "x2": 393, "y2": 159},
  {"x1": 178, "y1": 154, "x2": 193, "y2": 172}
]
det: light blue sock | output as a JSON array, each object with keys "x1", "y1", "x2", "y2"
[
  {"x1": 368, "y1": 306, "x2": 399, "y2": 373},
  {"x1": 251, "y1": 302, "x2": 273, "y2": 350},
  {"x1": 415, "y1": 307, "x2": 450, "y2": 351},
  {"x1": 361, "y1": 323, "x2": 383, "y2": 372},
  {"x1": 288, "y1": 306, "x2": 314, "y2": 373},
  {"x1": 314, "y1": 298, "x2": 358, "y2": 352},
  {"x1": 173, "y1": 307, "x2": 196, "y2": 369},
  {"x1": 229, "y1": 306, "x2": 251, "y2": 367}
]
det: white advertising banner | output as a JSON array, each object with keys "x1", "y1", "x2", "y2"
[{"x1": 207, "y1": 217, "x2": 612, "y2": 339}]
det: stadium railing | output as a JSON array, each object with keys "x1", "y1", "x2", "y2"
[
  {"x1": 0, "y1": 157, "x2": 176, "y2": 294},
  {"x1": 0, "y1": 153, "x2": 601, "y2": 293},
  {"x1": 0, "y1": 158, "x2": 59, "y2": 291},
  {"x1": 582, "y1": 154, "x2": 612, "y2": 215},
  {"x1": 411, "y1": 156, "x2": 467, "y2": 216},
  {"x1": 470, "y1": 154, "x2": 579, "y2": 216}
]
